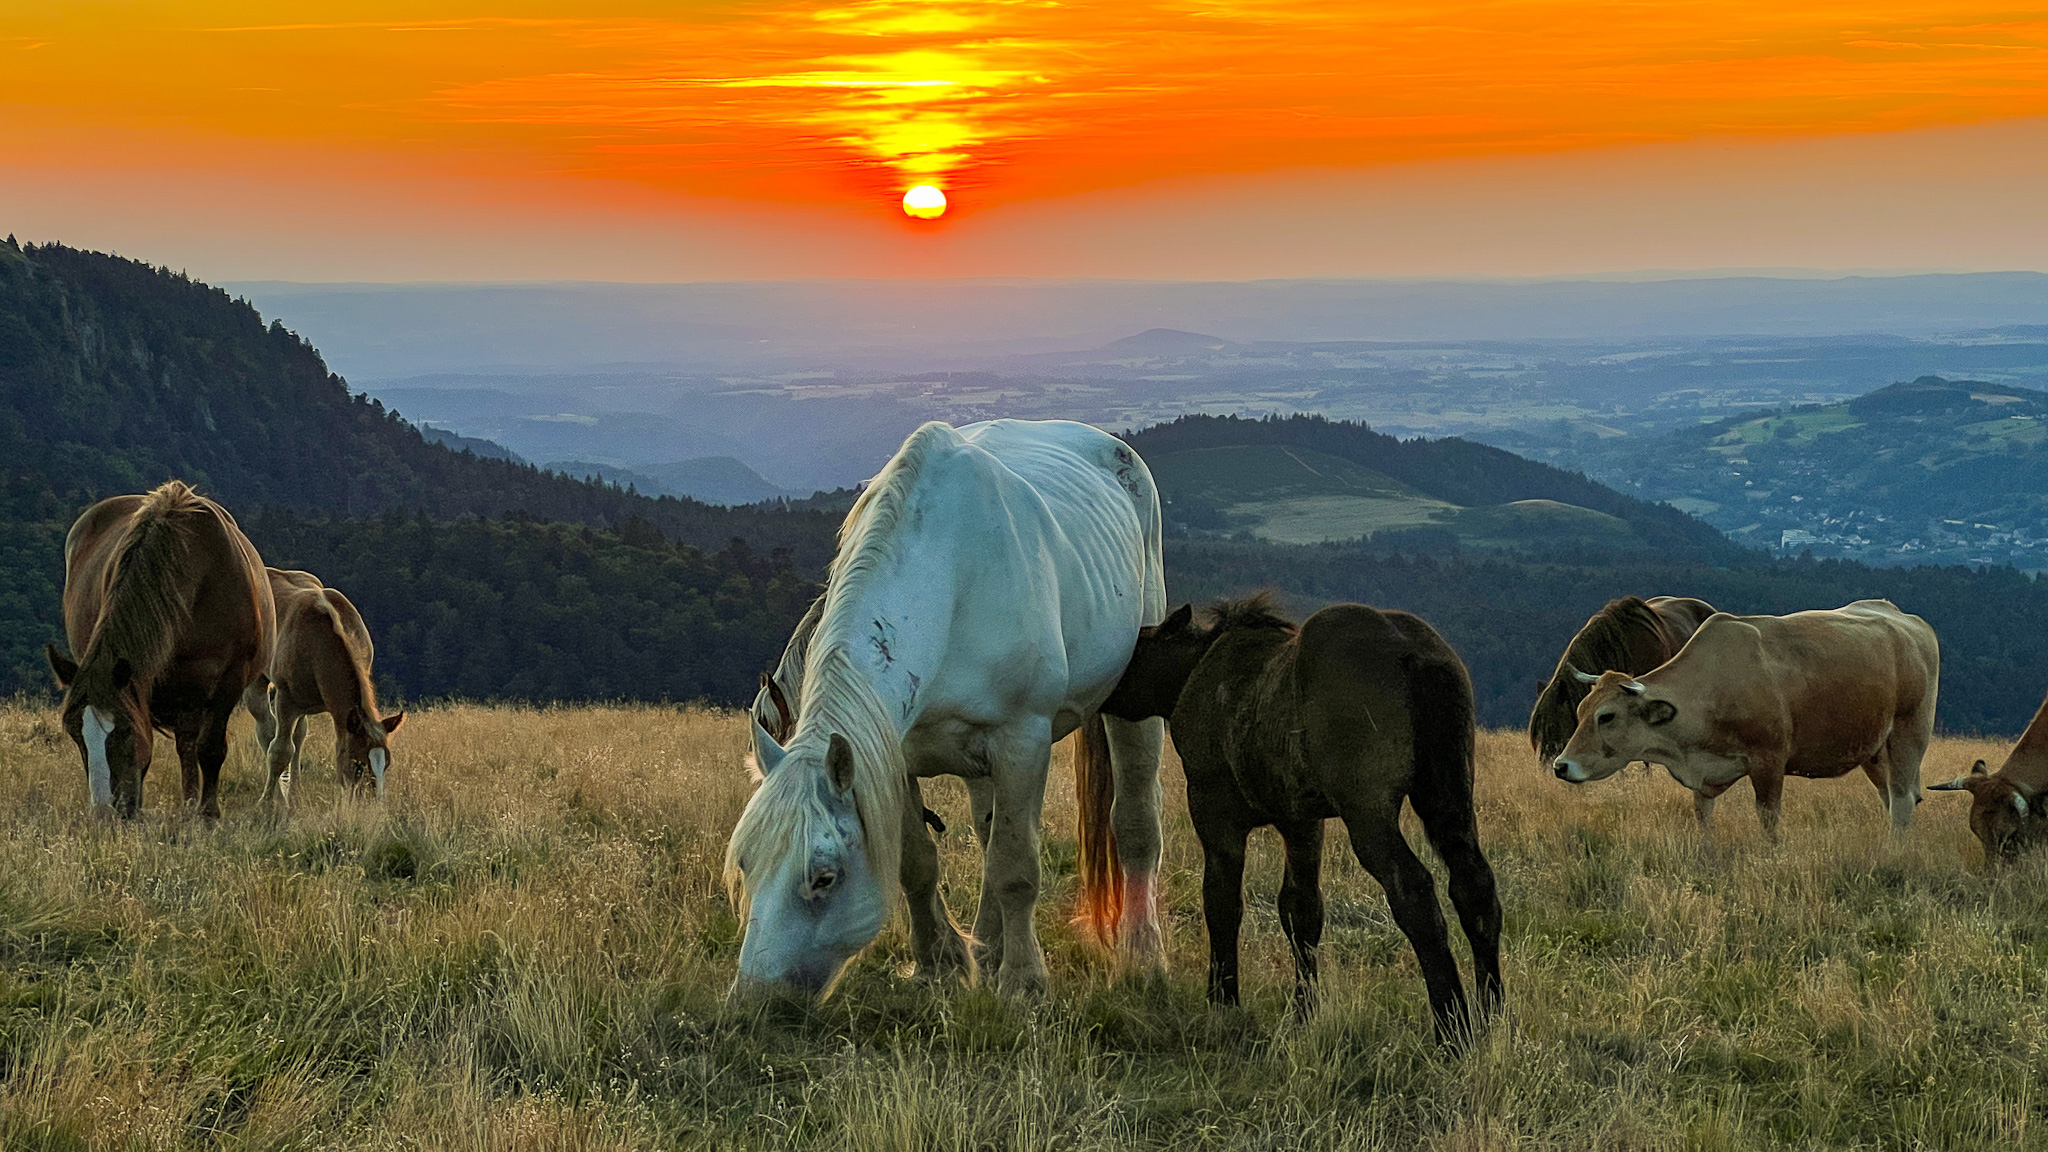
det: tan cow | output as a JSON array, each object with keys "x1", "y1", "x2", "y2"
[
  {"x1": 1928, "y1": 687, "x2": 2048, "y2": 862},
  {"x1": 1552, "y1": 599, "x2": 1939, "y2": 837}
]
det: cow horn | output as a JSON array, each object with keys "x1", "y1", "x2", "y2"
[
  {"x1": 1619, "y1": 679, "x2": 1647, "y2": 696},
  {"x1": 1569, "y1": 664, "x2": 1601, "y2": 685},
  {"x1": 1926, "y1": 777, "x2": 1972, "y2": 792}
]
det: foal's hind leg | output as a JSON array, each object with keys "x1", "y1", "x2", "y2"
[
  {"x1": 1408, "y1": 785, "x2": 1503, "y2": 1018},
  {"x1": 1343, "y1": 804, "x2": 1471, "y2": 1045},
  {"x1": 899, "y1": 779, "x2": 973, "y2": 985},
  {"x1": 1276, "y1": 817, "x2": 1327, "y2": 1014}
]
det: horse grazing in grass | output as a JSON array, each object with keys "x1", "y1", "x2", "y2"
[
  {"x1": 1529, "y1": 595, "x2": 1717, "y2": 766},
  {"x1": 241, "y1": 568, "x2": 403, "y2": 809},
  {"x1": 726, "y1": 419, "x2": 1167, "y2": 998},
  {"x1": 46, "y1": 481, "x2": 276, "y2": 819},
  {"x1": 1101, "y1": 595, "x2": 1502, "y2": 1043}
]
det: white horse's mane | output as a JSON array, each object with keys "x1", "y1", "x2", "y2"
[{"x1": 724, "y1": 424, "x2": 961, "y2": 913}]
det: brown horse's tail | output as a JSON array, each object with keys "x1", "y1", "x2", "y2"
[{"x1": 1072, "y1": 712, "x2": 1122, "y2": 948}]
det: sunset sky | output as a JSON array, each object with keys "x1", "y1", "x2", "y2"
[{"x1": 4, "y1": 2, "x2": 2047, "y2": 280}]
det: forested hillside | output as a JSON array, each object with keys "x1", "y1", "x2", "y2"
[
  {"x1": 0, "y1": 240, "x2": 835, "y2": 698},
  {"x1": 0, "y1": 240, "x2": 836, "y2": 562}
]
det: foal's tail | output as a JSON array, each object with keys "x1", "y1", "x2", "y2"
[
  {"x1": 1405, "y1": 653, "x2": 1480, "y2": 847},
  {"x1": 1072, "y1": 712, "x2": 1122, "y2": 948}
]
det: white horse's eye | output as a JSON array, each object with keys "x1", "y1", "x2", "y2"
[{"x1": 810, "y1": 870, "x2": 838, "y2": 894}]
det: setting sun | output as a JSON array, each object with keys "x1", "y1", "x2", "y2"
[{"x1": 902, "y1": 185, "x2": 948, "y2": 220}]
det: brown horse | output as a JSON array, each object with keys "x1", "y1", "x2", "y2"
[
  {"x1": 1101, "y1": 595, "x2": 1502, "y2": 1043},
  {"x1": 242, "y1": 568, "x2": 402, "y2": 808},
  {"x1": 46, "y1": 481, "x2": 276, "y2": 819},
  {"x1": 1529, "y1": 595, "x2": 1717, "y2": 765}
]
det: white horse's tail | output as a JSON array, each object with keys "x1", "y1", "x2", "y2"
[{"x1": 1073, "y1": 711, "x2": 1121, "y2": 947}]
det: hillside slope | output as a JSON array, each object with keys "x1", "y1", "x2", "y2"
[
  {"x1": 1572, "y1": 376, "x2": 2048, "y2": 568},
  {"x1": 1126, "y1": 414, "x2": 1745, "y2": 560},
  {"x1": 0, "y1": 240, "x2": 836, "y2": 564}
]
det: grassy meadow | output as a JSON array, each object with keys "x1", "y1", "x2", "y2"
[{"x1": 2, "y1": 700, "x2": 2047, "y2": 1150}]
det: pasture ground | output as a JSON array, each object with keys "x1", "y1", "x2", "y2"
[{"x1": 1, "y1": 701, "x2": 2045, "y2": 1150}]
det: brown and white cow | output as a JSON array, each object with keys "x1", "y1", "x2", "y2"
[
  {"x1": 1552, "y1": 599, "x2": 1939, "y2": 837},
  {"x1": 1928, "y1": 687, "x2": 2048, "y2": 862}
]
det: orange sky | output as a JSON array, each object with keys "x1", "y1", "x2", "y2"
[{"x1": 4, "y1": 2, "x2": 2047, "y2": 277}]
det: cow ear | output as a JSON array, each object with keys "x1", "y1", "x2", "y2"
[
  {"x1": 45, "y1": 645, "x2": 77, "y2": 688},
  {"x1": 1160, "y1": 604, "x2": 1194, "y2": 635},
  {"x1": 827, "y1": 733, "x2": 856, "y2": 795},
  {"x1": 380, "y1": 711, "x2": 405, "y2": 734},
  {"x1": 1972, "y1": 759, "x2": 1990, "y2": 776},
  {"x1": 1644, "y1": 700, "x2": 1677, "y2": 726}
]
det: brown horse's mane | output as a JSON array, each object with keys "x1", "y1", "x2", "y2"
[
  {"x1": 82, "y1": 481, "x2": 217, "y2": 685},
  {"x1": 1204, "y1": 592, "x2": 1297, "y2": 635},
  {"x1": 1529, "y1": 595, "x2": 1670, "y2": 760},
  {"x1": 313, "y1": 593, "x2": 382, "y2": 720}
]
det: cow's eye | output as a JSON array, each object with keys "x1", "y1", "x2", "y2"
[{"x1": 1597, "y1": 712, "x2": 1614, "y2": 726}]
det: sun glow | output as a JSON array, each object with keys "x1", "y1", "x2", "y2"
[{"x1": 901, "y1": 184, "x2": 947, "y2": 219}]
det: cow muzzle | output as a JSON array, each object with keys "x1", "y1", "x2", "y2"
[{"x1": 1553, "y1": 757, "x2": 1588, "y2": 783}]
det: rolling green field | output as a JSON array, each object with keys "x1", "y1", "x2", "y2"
[
  {"x1": 1145, "y1": 444, "x2": 1641, "y2": 549},
  {"x1": 2, "y1": 702, "x2": 2046, "y2": 1150}
]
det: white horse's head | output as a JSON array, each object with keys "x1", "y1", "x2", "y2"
[{"x1": 725, "y1": 716, "x2": 894, "y2": 998}]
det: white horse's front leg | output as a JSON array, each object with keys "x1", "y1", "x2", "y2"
[
  {"x1": 900, "y1": 779, "x2": 974, "y2": 984},
  {"x1": 963, "y1": 776, "x2": 1003, "y2": 973},
  {"x1": 987, "y1": 722, "x2": 1054, "y2": 995},
  {"x1": 1104, "y1": 714, "x2": 1167, "y2": 969}
]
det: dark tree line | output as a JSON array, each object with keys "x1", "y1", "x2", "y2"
[{"x1": 1166, "y1": 540, "x2": 2048, "y2": 735}]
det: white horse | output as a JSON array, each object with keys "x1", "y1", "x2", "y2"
[{"x1": 726, "y1": 419, "x2": 1168, "y2": 996}]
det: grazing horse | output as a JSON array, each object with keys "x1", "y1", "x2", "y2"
[
  {"x1": 1529, "y1": 595, "x2": 1717, "y2": 766},
  {"x1": 1929, "y1": 685, "x2": 2048, "y2": 863},
  {"x1": 241, "y1": 568, "x2": 403, "y2": 809},
  {"x1": 45, "y1": 481, "x2": 276, "y2": 819},
  {"x1": 726, "y1": 419, "x2": 1167, "y2": 997},
  {"x1": 1100, "y1": 595, "x2": 1503, "y2": 1043}
]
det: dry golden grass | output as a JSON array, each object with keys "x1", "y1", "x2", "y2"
[{"x1": 2, "y1": 701, "x2": 2046, "y2": 1150}]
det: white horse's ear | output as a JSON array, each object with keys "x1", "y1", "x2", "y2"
[
  {"x1": 827, "y1": 733, "x2": 856, "y2": 795},
  {"x1": 749, "y1": 716, "x2": 786, "y2": 779}
]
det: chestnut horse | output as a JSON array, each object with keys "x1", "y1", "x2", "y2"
[
  {"x1": 1101, "y1": 595, "x2": 1502, "y2": 1044},
  {"x1": 46, "y1": 481, "x2": 275, "y2": 819},
  {"x1": 1529, "y1": 595, "x2": 1717, "y2": 765},
  {"x1": 242, "y1": 568, "x2": 403, "y2": 809}
]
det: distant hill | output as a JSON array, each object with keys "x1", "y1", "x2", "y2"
[
  {"x1": 1570, "y1": 376, "x2": 2048, "y2": 568},
  {"x1": 421, "y1": 424, "x2": 526, "y2": 463},
  {"x1": 1101, "y1": 329, "x2": 1235, "y2": 355},
  {"x1": 1125, "y1": 414, "x2": 1745, "y2": 561},
  {"x1": 543, "y1": 456, "x2": 790, "y2": 506}
]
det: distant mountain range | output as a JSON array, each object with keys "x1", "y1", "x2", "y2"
[
  {"x1": 1567, "y1": 376, "x2": 2048, "y2": 569},
  {"x1": 230, "y1": 274, "x2": 2048, "y2": 380}
]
